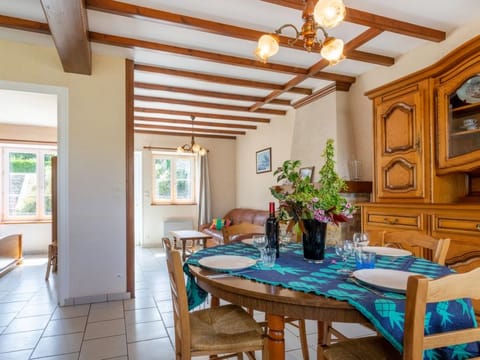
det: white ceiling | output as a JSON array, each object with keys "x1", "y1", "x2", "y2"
[{"x1": 0, "y1": 0, "x2": 479, "y2": 133}]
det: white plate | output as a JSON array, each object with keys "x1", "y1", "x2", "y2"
[
  {"x1": 241, "y1": 238, "x2": 254, "y2": 246},
  {"x1": 361, "y1": 246, "x2": 412, "y2": 257},
  {"x1": 353, "y1": 269, "x2": 421, "y2": 293},
  {"x1": 198, "y1": 255, "x2": 257, "y2": 271}
]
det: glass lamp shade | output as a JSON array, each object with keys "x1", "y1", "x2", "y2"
[
  {"x1": 199, "y1": 148, "x2": 207, "y2": 156},
  {"x1": 313, "y1": 0, "x2": 346, "y2": 29},
  {"x1": 192, "y1": 143, "x2": 201, "y2": 153},
  {"x1": 255, "y1": 34, "x2": 280, "y2": 63},
  {"x1": 320, "y1": 37, "x2": 344, "y2": 63},
  {"x1": 177, "y1": 146, "x2": 185, "y2": 153}
]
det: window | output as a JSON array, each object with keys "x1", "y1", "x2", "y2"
[
  {"x1": 2, "y1": 145, "x2": 57, "y2": 221},
  {"x1": 152, "y1": 153, "x2": 195, "y2": 204}
]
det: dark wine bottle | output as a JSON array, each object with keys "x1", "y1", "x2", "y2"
[{"x1": 265, "y1": 202, "x2": 279, "y2": 258}]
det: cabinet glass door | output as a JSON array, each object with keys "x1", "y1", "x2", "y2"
[{"x1": 447, "y1": 75, "x2": 480, "y2": 158}]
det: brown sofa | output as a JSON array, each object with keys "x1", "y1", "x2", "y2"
[{"x1": 200, "y1": 208, "x2": 269, "y2": 244}]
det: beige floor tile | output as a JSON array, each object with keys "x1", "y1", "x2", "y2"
[
  {"x1": 30, "y1": 333, "x2": 83, "y2": 359},
  {"x1": 51, "y1": 304, "x2": 90, "y2": 320},
  {"x1": 84, "y1": 318, "x2": 125, "y2": 340},
  {"x1": 0, "y1": 293, "x2": 35, "y2": 303},
  {"x1": 79, "y1": 334, "x2": 127, "y2": 360},
  {"x1": 43, "y1": 317, "x2": 87, "y2": 337},
  {"x1": 161, "y1": 311, "x2": 173, "y2": 327},
  {"x1": 88, "y1": 301, "x2": 124, "y2": 323},
  {"x1": 123, "y1": 296, "x2": 156, "y2": 311},
  {"x1": 17, "y1": 303, "x2": 57, "y2": 318},
  {"x1": 124, "y1": 307, "x2": 161, "y2": 324},
  {"x1": 126, "y1": 320, "x2": 167, "y2": 343},
  {"x1": 0, "y1": 330, "x2": 42, "y2": 353},
  {"x1": 128, "y1": 338, "x2": 174, "y2": 360},
  {"x1": 4, "y1": 315, "x2": 50, "y2": 334},
  {"x1": 0, "y1": 349, "x2": 32, "y2": 360},
  {"x1": 29, "y1": 354, "x2": 78, "y2": 360},
  {"x1": 0, "y1": 313, "x2": 16, "y2": 327},
  {"x1": 0, "y1": 302, "x2": 26, "y2": 314}
]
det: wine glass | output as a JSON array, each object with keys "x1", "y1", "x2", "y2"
[
  {"x1": 353, "y1": 232, "x2": 369, "y2": 249},
  {"x1": 252, "y1": 235, "x2": 267, "y2": 260},
  {"x1": 335, "y1": 239, "x2": 354, "y2": 274}
]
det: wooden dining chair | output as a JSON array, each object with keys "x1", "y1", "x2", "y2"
[
  {"x1": 381, "y1": 230, "x2": 451, "y2": 265},
  {"x1": 320, "y1": 267, "x2": 480, "y2": 360},
  {"x1": 163, "y1": 238, "x2": 265, "y2": 360},
  {"x1": 222, "y1": 222, "x2": 310, "y2": 360},
  {"x1": 222, "y1": 222, "x2": 265, "y2": 243}
]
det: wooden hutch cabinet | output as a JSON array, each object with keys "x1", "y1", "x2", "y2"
[{"x1": 362, "y1": 36, "x2": 480, "y2": 316}]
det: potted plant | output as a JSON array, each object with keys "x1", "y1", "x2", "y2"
[{"x1": 270, "y1": 139, "x2": 353, "y2": 262}]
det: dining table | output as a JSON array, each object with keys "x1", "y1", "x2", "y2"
[{"x1": 185, "y1": 242, "x2": 479, "y2": 360}]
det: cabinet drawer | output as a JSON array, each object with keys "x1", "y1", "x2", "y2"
[
  {"x1": 432, "y1": 215, "x2": 480, "y2": 235},
  {"x1": 366, "y1": 212, "x2": 423, "y2": 229}
]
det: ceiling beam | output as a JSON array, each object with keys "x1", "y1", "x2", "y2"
[
  {"x1": 86, "y1": 0, "x2": 394, "y2": 67},
  {"x1": 134, "y1": 82, "x2": 291, "y2": 106},
  {"x1": 40, "y1": 0, "x2": 92, "y2": 74},
  {"x1": 249, "y1": 28, "x2": 380, "y2": 111},
  {"x1": 261, "y1": 0, "x2": 445, "y2": 42},
  {"x1": 89, "y1": 32, "x2": 356, "y2": 83},
  {"x1": 0, "y1": 15, "x2": 355, "y2": 84},
  {"x1": 0, "y1": 15, "x2": 50, "y2": 33},
  {"x1": 134, "y1": 116, "x2": 257, "y2": 130},
  {"x1": 134, "y1": 124, "x2": 246, "y2": 135},
  {"x1": 134, "y1": 107, "x2": 271, "y2": 123},
  {"x1": 134, "y1": 95, "x2": 286, "y2": 115},
  {"x1": 135, "y1": 129, "x2": 237, "y2": 140},
  {"x1": 134, "y1": 64, "x2": 313, "y2": 95}
]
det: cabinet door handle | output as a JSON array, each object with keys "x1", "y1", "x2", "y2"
[
  {"x1": 476, "y1": 224, "x2": 480, "y2": 231},
  {"x1": 415, "y1": 137, "x2": 421, "y2": 152},
  {"x1": 384, "y1": 217, "x2": 398, "y2": 225}
]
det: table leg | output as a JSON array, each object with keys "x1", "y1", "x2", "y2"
[
  {"x1": 266, "y1": 314, "x2": 285, "y2": 360},
  {"x1": 202, "y1": 238, "x2": 208, "y2": 249},
  {"x1": 316, "y1": 321, "x2": 329, "y2": 360},
  {"x1": 182, "y1": 239, "x2": 187, "y2": 262}
]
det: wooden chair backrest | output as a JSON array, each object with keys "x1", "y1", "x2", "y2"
[
  {"x1": 222, "y1": 222, "x2": 265, "y2": 244},
  {"x1": 381, "y1": 231, "x2": 450, "y2": 265},
  {"x1": 163, "y1": 238, "x2": 191, "y2": 359},
  {"x1": 404, "y1": 268, "x2": 480, "y2": 359}
]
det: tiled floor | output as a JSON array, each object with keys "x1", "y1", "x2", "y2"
[{"x1": 0, "y1": 247, "x2": 373, "y2": 359}]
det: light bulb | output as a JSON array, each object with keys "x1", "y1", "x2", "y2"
[
  {"x1": 313, "y1": 0, "x2": 346, "y2": 29},
  {"x1": 199, "y1": 148, "x2": 207, "y2": 156},
  {"x1": 177, "y1": 146, "x2": 184, "y2": 153},
  {"x1": 321, "y1": 37, "x2": 344, "y2": 64},
  {"x1": 192, "y1": 143, "x2": 201, "y2": 153},
  {"x1": 255, "y1": 34, "x2": 280, "y2": 63}
]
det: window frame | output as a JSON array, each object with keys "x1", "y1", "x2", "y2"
[
  {"x1": 151, "y1": 152, "x2": 196, "y2": 205},
  {"x1": 1, "y1": 144, "x2": 57, "y2": 222}
]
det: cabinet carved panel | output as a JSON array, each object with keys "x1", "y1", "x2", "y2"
[
  {"x1": 383, "y1": 158, "x2": 416, "y2": 191},
  {"x1": 382, "y1": 102, "x2": 416, "y2": 154}
]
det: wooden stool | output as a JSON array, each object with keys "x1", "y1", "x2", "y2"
[{"x1": 45, "y1": 243, "x2": 58, "y2": 280}]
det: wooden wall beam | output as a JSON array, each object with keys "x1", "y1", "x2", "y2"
[
  {"x1": 134, "y1": 116, "x2": 257, "y2": 130},
  {"x1": 134, "y1": 108, "x2": 271, "y2": 123},
  {"x1": 40, "y1": 0, "x2": 92, "y2": 74},
  {"x1": 134, "y1": 64, "x2": 312, "y2": 95}
]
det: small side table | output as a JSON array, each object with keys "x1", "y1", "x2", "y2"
[{"x1": 170, "y1": 230, "x2": 212, "y2": 261}]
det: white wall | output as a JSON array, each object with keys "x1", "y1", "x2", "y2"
[
  {"x1": 348, "y1": 18, "x2": 480, "y2": 181},
  {"x1": 0, "y1": 39, "x2": 126, "y2": 303},
  {"x1": 236, "y1": 112, "x2": 295, "y2": 210},
  {"x1": 135, "y1": 133, "x2": 236, "y2": 245}
]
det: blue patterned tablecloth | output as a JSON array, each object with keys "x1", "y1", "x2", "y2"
[{"x1": 185, "y1": 242, "x2": 479, "y2": 359}]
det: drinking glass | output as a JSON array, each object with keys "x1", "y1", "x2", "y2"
[
  {"x1": 353, "y1": 232, "x2": 370, "y2": 249},
  {"x1": 335, "y1": 239, "x2": 354, "y2": 274},
  {"x1": 261, "y1": 247, "x2": 276, "y2": 268},
  {"x1": 252, "y1": 235, "x2": 267, "y2": 260}
]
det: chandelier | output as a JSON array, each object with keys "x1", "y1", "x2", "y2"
[
  {"x1": 255, "y1": 0, "x2": 346, "y2": 65},
  {"x1": 176, "y1": 116, "x2": 207, "y2": 156}
]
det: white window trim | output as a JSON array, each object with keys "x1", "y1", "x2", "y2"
[
  {"x1": 2, "y1": 144, "x2": 57, "y2": 221},
  {"x1": 151, "y1": 152, "x2": 197, "y2": 205}
]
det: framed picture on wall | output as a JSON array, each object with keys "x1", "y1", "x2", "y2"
[
  {"x1": 299, "y1": 166, "x2": 315, "y2": 182},
  {"x1": 256, "y1": 147, "x2": 272, "y2": 174}
]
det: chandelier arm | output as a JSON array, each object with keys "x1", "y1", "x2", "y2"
[
  {"x1": 275, "y1": 23, "x2": 301, "y2": 46},
  {"x1": 316, "y1": 25, "x2": 329, "y2": 41}
]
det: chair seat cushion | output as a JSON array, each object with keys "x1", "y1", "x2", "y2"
[
  {"x1": 190, "y1": 304, "x2": 263, "y2": 352},
  {"x1": 323, "y1": 336, "x2": 401, "y2": 360}
]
